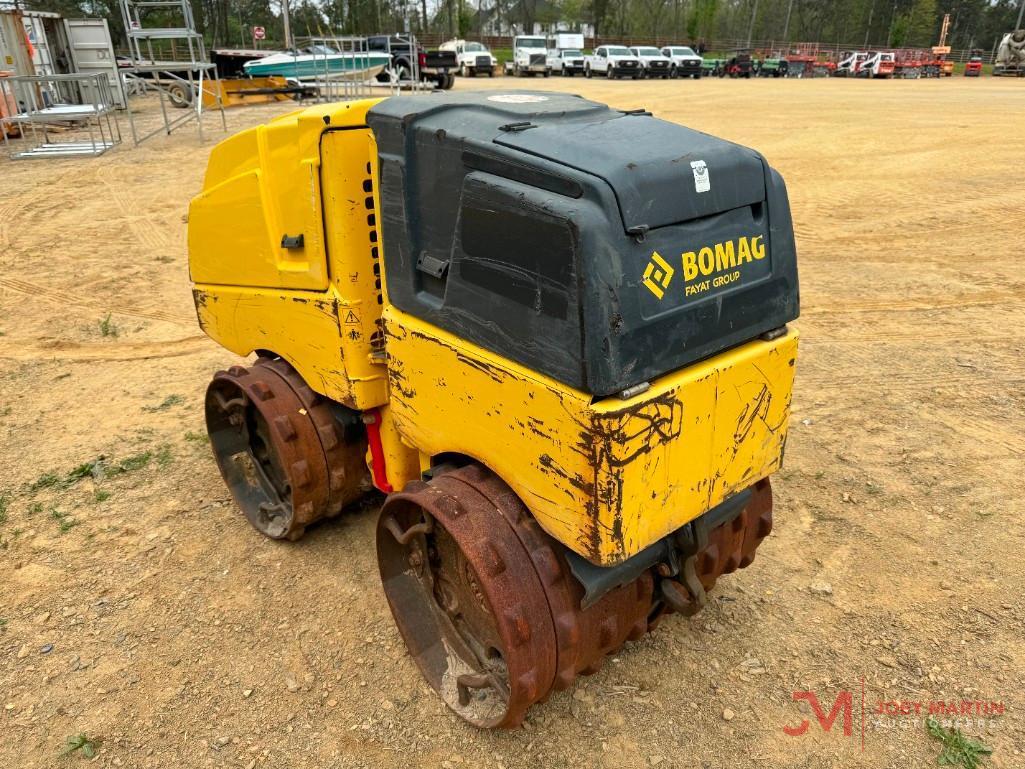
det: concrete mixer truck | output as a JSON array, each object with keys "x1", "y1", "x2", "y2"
[{"x1": 994, "y1": 30, "x2": 1025, "y2": 76}]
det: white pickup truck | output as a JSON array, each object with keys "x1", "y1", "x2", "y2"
[
  {"x1": 585, "y1": 45, "x2": 642, "y2": 79},
  {"x1": 629, "y1": 46, "x2": 673, "y2": 78},
  {"x1": 504, "y1": 35, "x2": 551, "y2": 77},
  {"x1": 661, "y1": 45, "x2": 704, "y2": 78},
  {"x1": 548, "y1": 49, "x2": 586, "y2": 76},
  {"x1": 440, "y1": 39, "x2": 497, "y2": 77}
]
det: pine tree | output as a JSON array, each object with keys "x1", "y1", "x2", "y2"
[{"x1": 905, "y1": 0, "x2": 938, "y2": 47}]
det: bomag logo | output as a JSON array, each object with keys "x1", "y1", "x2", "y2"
[
  {"x1": 641, "y1": 251, "x2": 675, "y2": 299},
  {"x1": 642, "y1": 235, "x2": 766, "y2": 300}
]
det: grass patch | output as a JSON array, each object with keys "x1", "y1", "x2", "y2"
[
  {"x1": 0, "y1": 494, "x2": 8, "y2": 525},
  {"x1": 50, "y1": 508, "x2": 79, "y2": 533},
  {"x1": 926, "y1": 716, "x2": 992, "y2": 768},
  {"x1": 28, "y1": 450, "x2": 154, "y2": 496},
  {"x1": 54, "y1": 451, "x2": 151, "y2": 488},
  {"x1": 30, "y1": 472, "x2": 61, "y2": 491},
  {"x1": 155, "y1": 444, "x2": 173, "y2": 469},
  {"x1": 1, "y1": 406, "x2": 11, "y2": 417},
  {"x1": 98, "y1": 314, "x2": 118, "y2": 338},
  {"x1": 67, "y1": 459, "x2": 103, "y2": 484},
  {"x1": 184, "y1": 430, "x2": 209, "y2": 444},
  {"x1": 62, "y1": 733, "x2": 100, "y2": 759},
  {"x1": 114, "y1": 451, "x2": 152, "y2": 474},
  {"x1": 93, "y1": 489, "x2": 111, "y2": 503},
  {"x1": 28, "y1": 502, "x2": 43, "y2": 515},
  {"x1": 143, "y1": 394, "x2": 184, "y2": 412}
]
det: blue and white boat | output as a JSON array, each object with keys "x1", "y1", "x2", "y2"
[{"x1": 243, "y1": 46, "x2": 391, "y2": 80}]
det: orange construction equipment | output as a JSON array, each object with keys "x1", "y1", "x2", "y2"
[
  {"x1": 0, "y1": 70, "x2": 20, "y2": 138},
  {"x1": 929, "y1": 13, "x2": 955, "y2": 76},
  {"x1": 785, "y1": 43, "x2": 830, "y2": 77}
]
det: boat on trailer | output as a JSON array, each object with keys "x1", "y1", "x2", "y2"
[{"x1": 243, "y1": 46, "x2": 391, "y2": 80}]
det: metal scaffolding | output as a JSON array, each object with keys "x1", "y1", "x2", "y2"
[{"x1": 117, "y1": 0, "x2": 225, "y2": 144}]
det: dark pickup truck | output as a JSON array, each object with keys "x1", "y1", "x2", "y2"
[{"x1": 367, "y1": 34, "x2": 457, "y2": 89}]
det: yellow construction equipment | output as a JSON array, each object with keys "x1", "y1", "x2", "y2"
[
  {"x1": 189, "y1": 93, "x2": 800, "y2": 728},
  {"x1": 199, "y1": 76, "x2": 305, "y2": 109}
]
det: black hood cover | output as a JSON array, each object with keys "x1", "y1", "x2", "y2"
[{"x1": 367, "y1": 92, "x2": 799, "y2": 397}]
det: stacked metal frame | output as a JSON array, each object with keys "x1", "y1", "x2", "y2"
[{"x1": 0, "y1": 72, "x2": 120, "y2": 159}]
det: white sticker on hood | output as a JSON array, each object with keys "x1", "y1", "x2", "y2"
[
  {"x1": 487, "y1": 94, "x2": 550, "y2": 103},
  {"x1": 690, "y1": 160, "x2": 710, "y2": 193}
]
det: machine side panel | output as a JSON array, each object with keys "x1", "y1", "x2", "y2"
[
  {"x1": 189, "y1": 100, "x2": 389, "y2": 411},
  {"x1": 188, "y1": 99, "x2": 384, "y2": 294},
  {"x1": 188, "y1": 117, "x2": 330, "y2": 291},
  {"x1": 593, "y1": 334, "x2": 796, "y2": 558},
  {"x1": 383, "y1": 306, "x2": 798, "y2": 565},
  {"x1": 192, "y1": 284, "x2": 387, "y2": 409}
]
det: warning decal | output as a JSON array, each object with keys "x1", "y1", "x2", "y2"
[{"x1": 690, "y1": 160, "x2": 710, "y2": 193}]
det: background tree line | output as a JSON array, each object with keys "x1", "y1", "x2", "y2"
[{"x1": 26, "y1": 0, "x2": 1023, "y2": 52}]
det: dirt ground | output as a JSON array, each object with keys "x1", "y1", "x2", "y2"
[{"x1": 1, "y1": 75, "x2": 1023, "y2": 769}]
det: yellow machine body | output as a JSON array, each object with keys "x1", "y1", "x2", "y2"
[{"x1": 189, "y1": 99, "x2": 798, "y2": 567}]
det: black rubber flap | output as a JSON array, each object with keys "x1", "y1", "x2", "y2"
[{"x1": 494, "y1": 113, "x2": 766, "y2": 232}]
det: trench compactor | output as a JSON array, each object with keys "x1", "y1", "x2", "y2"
[{"x1": 189, "y1": 92, "x2": 800, "y2": 728}]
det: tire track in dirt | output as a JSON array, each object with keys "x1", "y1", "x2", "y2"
[
  {"x1": 0, "y1": 335, "x2": 210, "y2": 362},
  {"x1": 798, "y1": 373, "x2": 1025, "y2": 396},
  {"x1": 0, "y1": 276, "x2": 194, "y2": 326},
  {"x1": 802, "y1": 287, "x2": 1025, "y2": 315},
  {"x1": 96, "y1": 169, "x2": 172, "y2": 253},
  {"x1": 0, "y1": 200, "x2": 17, "y2": 251},
  {"x1": 916, "y1": 404, "x2": 1025, "y2": 456},
  {"x1": 795, "y1": 197, "x2": 1025, "y2": 253}
]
